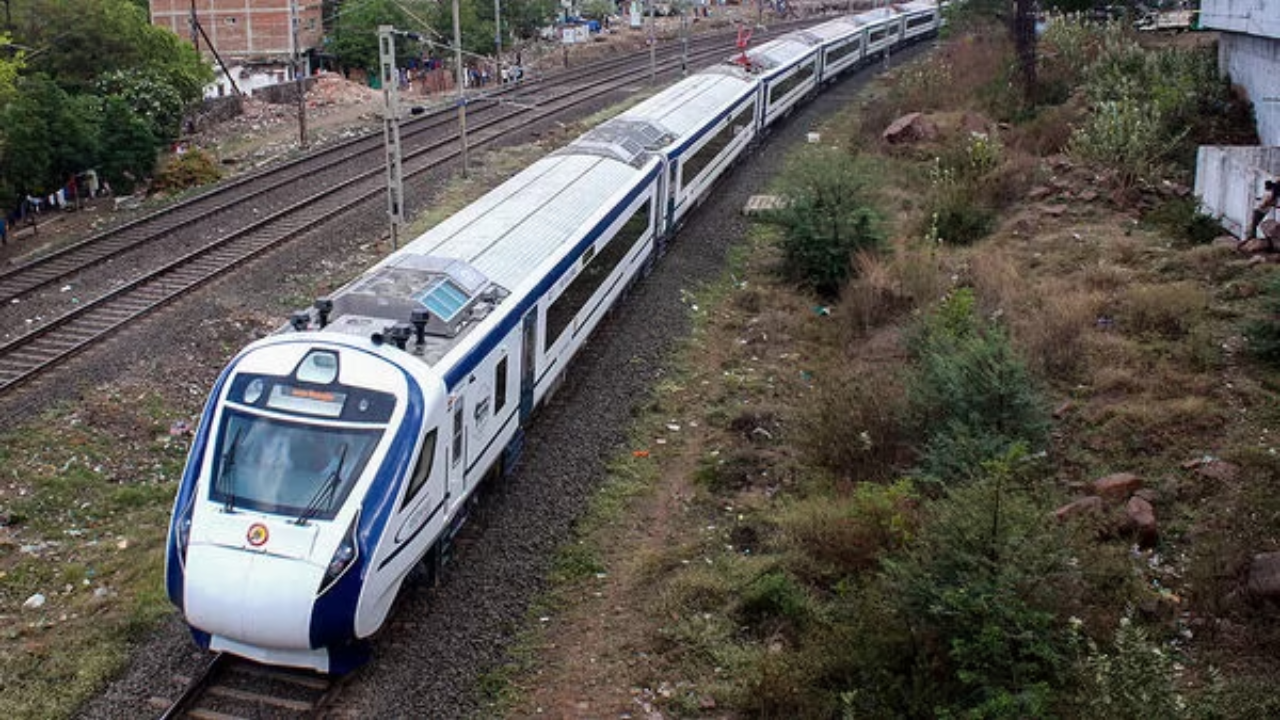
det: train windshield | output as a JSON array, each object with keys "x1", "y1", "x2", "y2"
[{"x1": 209, "y1": 409, "x2": 383, "y2": 520}]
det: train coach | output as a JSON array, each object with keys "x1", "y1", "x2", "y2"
[{"x1": 165, "y1": 2, "x2": 941, "y2": 674}]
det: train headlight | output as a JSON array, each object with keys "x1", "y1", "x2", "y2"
[
  {"x1": 319, "y1": 511, "x2": 360, "y2": 595},
  {"x1": 175, "y1": 497, "x2": 195, "y2": 568}
]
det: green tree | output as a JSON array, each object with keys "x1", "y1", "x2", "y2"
[
  {"x1": 97, "y1": 68, "x2": 187, "y2": 144},
  {"x1": 0, "y1": 31, "x2": 21, "y2": 104},
  {"x1": 327, "y1": 0, "x2": 414, "y2": 74},
  {"x1": 0, "y1": 74, "x2": 84, "y2": 196},
  {"x1": 97, "y1": 95, "x2": 157, "y2": 193},
  {"x1": 19, "y1": 0, "x2": 201, "y2": 98}
]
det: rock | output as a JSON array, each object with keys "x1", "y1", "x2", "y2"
[
  {"x1": 1053, "y1": 495, "x2": 1104, "y2": 522},
  {"x1": 1240, "y1": 238, "x2": 1274, "y2": 253},
  {"x1": 1079, "y1": 189, "x2": 1099, "y2": 202},
  {"x1": 1028, "y1": 186, "x2": 1053, "y2": 200},
  {"x1": 1053, "y1": 400, "x2": 1074, "y2": 419},
  {"x1": 1196, "y1": 459, "x2": 1240, "y2": 483},
  {"x1": 1039, "y1": 203, "x2": 1068, "y2": 217},
  {"x1": 882, "y1": 112, "x2": 937, "y2": 144},
  {"x1": 1134, "y1": 487, "x2": 1160, "y2": 504},
  {"x1": 1124, "y1": 496, "x2": 1158, "y2": 548},
  {"x1": 1247, "y1": 552, "x2": 1280, "y2": 599},
  {"x1": 1092, "y1": 472, "x2": 1142, "y2": 501},
  {"x1": 23, "y1": 593, "x2": 46, "y2": 610}
]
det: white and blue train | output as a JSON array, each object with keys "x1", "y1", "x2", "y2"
[{"x1": 165, "y1": 1, "x2": 940, "y2": 674}]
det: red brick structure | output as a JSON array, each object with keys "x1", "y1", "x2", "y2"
[{"x1": 151, "y1": 0, "x2": 324, "y2": 62}]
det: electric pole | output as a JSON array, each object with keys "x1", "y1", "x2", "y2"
[
  {"x1": 379, "y1": 26, "x2": 405, "y2": 250},
  {"x1": 292, "y1": 0, "x2": 308, "y2": 149},
  {"x1": 453, "y1": 0, "x2": 469, "y2": 176},
  {"x1": 648, "y1": 0, "x2": 656, "y2": 85}
]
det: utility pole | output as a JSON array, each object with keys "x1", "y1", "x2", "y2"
[
  {"x1": 494, "y1": 0, "x2": 502, "y2": 73},
  {"x1": 292, "y1": 0, "x2": 308, "y2": 149},
  {"x1": 453, "y1": 0, "x2": 469, "y2": 176},
  {"x1": 648, "y1": 0, "x2": 656, "y2": 85},
  {"x1": 379, "y1": 26, "x2": 405, "y2": 250},
  {"x1": 680, "y1": 2, "x2": 688, "y2": 76},
  {"x1": 189, "y1": 0, "x2": 199, "y2": 52}
]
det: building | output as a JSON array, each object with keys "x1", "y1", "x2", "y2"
[
  {"x1": 150, "y1": 0, "x2": 324, "y2": 97},
  {"x1": 1195, "y1": 0, "x2": 1280, "y2": 238}
]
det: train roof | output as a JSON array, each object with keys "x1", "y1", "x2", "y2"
[
  {"x1": 311, "y1": 151, "x2": 657, "y2": 365},
  {"x1": 571, "y1": 71, "x2": 757, "y2": 163},
  {"x1": 739, "y1": 36, "x2": 817, "y2": 74},
  {"x1": 851, "y1": 6, "x2": 902, "y2": 25},
  {"x1": 796, "y1": 17, "x2": 864, "y2": 44},
  {"x1": 894, "y1": 1, "x2": 938, "y2": 14}
]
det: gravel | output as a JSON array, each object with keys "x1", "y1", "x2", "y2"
[{"x1": 74, "y1": 45, "x2": 928, "y2": 719}]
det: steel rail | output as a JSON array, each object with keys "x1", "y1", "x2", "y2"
[
  {"x1": 0, "y1": 19, "x2": 826, "y2": 396},
  {"x1": 0, "y1": 20, "x2": 810, "y2": 304}
]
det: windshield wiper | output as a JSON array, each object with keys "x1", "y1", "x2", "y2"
[
  {"x1": 218, "y1": 426, "x2": 245, "y2": 512},
  {"x1": 296, "y1": 443, "x2": 349, "y2": 526}
]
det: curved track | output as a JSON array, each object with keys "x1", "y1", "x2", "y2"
[{"x1": 0, "y1": 19, "x2": 818, "y2": 397}]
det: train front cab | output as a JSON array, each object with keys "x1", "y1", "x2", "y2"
[{"x1": 165, "y1": 337, "x2": 448, "y2": 673}]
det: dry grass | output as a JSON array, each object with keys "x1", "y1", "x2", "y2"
[
  {"x1": 838, "y1": 243, "x2": 950, "y2": 337},
  {"x1": 1119, "y1": 281, "x2": 1208, "y2": 339}
]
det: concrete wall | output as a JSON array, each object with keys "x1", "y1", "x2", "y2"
[
  {"x1": 1199, "y1": 0, "x2": 1280, "y2": 38},
  {"x1": 1198, "y1": 0, "x2": 1280, "y2": 145},
  {"x1": 1195, "y1": 146, "x2": 1280, "y2": 237},
  {"x1": 1217, "y1": 33, "x2": 1280, "y2": 146}
]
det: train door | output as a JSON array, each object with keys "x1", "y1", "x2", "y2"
[
  {"x1": 447, "y1": 396, "x2": 466, "y2": 511},
  {"x1": 519, "y1": 309, "x2": 537, "y2": 422}
]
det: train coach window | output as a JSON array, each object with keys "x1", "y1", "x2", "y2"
[
  {"x1": 868, "y1": 27, "x2": 887, "y2": 44},
  {"x1": 495, "y1": 356, "x2": 509, "y2": 413},
  {"x1": 681, "y1": 101, "x2": 755, "y2": 187},
  {"x1": 402, "y1": 429, "x2": 438, "y2": 508},
  {"x1": 768, "y1": 64, "x2": 815, "y2": 108},
  {"x1": 545, "y1": 200, "x2": 652, "y2": 348},
  {"x1": 828, "y1": 38, "x2": 860, "y2": 64}
]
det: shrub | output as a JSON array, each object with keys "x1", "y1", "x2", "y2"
[
  {"x1": 1068, "y1": 94, "x2": 1173, "y2": 187},
  {"x1": 925, "y1": 152, "x2": 998, "y2": 246},
  {"x1": 1244, "y1": 274, "x2": 1280, "y2": 365},
  {"x1": 1070, "y1": 39, "x2": 1229, "y2": 185},
  {"x1": 904, "y1": 289, "x2": 1049, "y2": 486},
  {"x1": 885, "y1": 449, "x2": 1082, "y2": 717},
  {"x1": 151, "y1": 147, "x2": 220, "y2": 194},
  {"x1": 770, "y1": 146, "x2": 886, "y2": 298},
  {"x1": 1145, "y1": 197, "x2": 1224, "y2": 247},
  {"x1": 1075, "y1": 616, "x2": 1185, "y2": 720},
  {"x1": 738, "y1": 570, "x2": 813, "y2": 632}
]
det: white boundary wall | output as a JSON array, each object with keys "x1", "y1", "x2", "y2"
[{"x1": 1195, "y1": 146, "x2": 1280, "y2": 237}]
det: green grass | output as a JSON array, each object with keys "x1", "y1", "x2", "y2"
[{"x1": 0, "y1": 392, "x2": 189, "y2": 719}]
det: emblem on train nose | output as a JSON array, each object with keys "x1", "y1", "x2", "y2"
[{"x1": 246, "y1": 523, "x2": 270, "y2": 547}]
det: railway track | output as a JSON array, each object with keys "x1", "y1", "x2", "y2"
[
  {"x1": 154, "y1": 653, "x2": 343, "y2": 719},
  {"x1": 0, "y1": 19, "x2": 818, "y2": 399}
]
